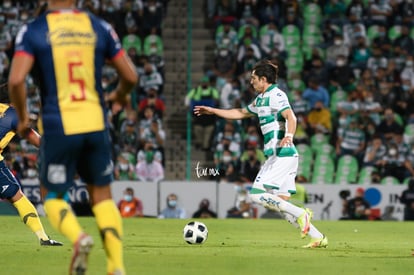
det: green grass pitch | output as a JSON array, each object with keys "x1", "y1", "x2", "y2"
[{"x1": 0, "y1": 216, "x2": 413, "y2": 275}]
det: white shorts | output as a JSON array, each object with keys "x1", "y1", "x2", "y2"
[{"x1": 252, "y1": 155, "x2": 299, "y2": 197}]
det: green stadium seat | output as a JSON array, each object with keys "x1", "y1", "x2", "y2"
[
  {"x1": 237, "y1": 24, "x2": 258, "y2": 40},
  {"x1": 335, "y1": 155, "x2": 359, "y2": 184},
  {"x1": 310, "y1": 133, "x2": 330, "y2": 153},
  {"x1": 380, "y1": 176, "x2": 400, "y2": 185},
  {"x1": 358, "y1": 166, "x2": 377, "y2": 184},
  {"x1": 288, "y1": 78, "x2": 305, "y2": 91},
  {"x1": 388, "y1": 25, "x2": 402, "y2": 41},
  {"x1": 403, "y1": 177, "x2": 413, "y2": 184},
  {"x1": 367, "y1": 25, "x2": 380, "y2": 43},
  {"x1": 312, "y1": 156, "x2": 335, "y2": 184},
  {"x1": 404, "y1": 124, "x2": 414, "y2": 144},
  {"x1": 285, "y1": 56, "x2": 304, "y2": 74}
]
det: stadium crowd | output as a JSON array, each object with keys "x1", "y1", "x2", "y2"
[
  {"x1": 1, "y1": 0, "x2": 414, "y2": 188},
  {"x1": 0, "y1": 0, "x2": 168, "y2": 183},
  {"x1": 186, "y1": 0, "x2": 414, "y2": 185}
]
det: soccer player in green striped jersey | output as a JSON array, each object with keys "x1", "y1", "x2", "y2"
[{"x1": 194, "y1": 60, "x2": 328, "y2": 248}]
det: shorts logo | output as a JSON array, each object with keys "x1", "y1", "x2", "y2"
[
  {"x1": 48, "y1": 164, "x2": 66, "y2": 184},
  {"x1": 1, "y1": 185, "x2": 9, "y2": 193}
]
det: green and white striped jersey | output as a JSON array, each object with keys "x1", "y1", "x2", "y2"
[{"x1": 246, "y1": 84, "x2": 298, "y2": 157}]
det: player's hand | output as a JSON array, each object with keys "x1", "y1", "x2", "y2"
[
  {"x1": 16, "y1": 119, "x2": 31, "y2": 139},
  {"x1": 280, "y1": 136, "x2": 293, "y2": 147},
  {"x1": 193, "y1": 106, "x2": 214, "y2": 116}
]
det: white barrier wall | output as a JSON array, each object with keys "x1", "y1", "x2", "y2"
[{"x1": 17, "y1": 180, "x2": 409, "y2": 220}]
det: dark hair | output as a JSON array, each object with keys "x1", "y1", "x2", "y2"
[{"x1": 252, "y1": 60, "x2": 278, "y2": 84}]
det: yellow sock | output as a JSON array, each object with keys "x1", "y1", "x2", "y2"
[
  {"x1": 13, "y1": 195, "x2": 49, "y2": 241},
  {"x1": 43, "y1": 199, "x2": 83, "y2": 244},
  {"x1": 93, "y1": 199, "x2": 125, "y2": 274}
]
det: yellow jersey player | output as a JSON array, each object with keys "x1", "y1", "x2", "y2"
[
  {"x1": 8, "y1": 0, "x2": 138, "y2": 274},
  {"x1": 0, "y1": 89, "x2": 62, "y2": 247}
]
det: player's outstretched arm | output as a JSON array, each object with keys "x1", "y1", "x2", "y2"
[{"x1": 194, "y1": 106, "x2": 253, "y2": 120}]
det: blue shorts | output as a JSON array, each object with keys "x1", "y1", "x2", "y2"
[
  {"x1": 0, "y1": 161, "x2": 20, "y2": 200},
  {"x1": 39, "y1": 130, "x2": 114, "y2": 193}
]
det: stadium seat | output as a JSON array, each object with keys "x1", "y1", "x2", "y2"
[
  {"x1": 313, "y1": 143, "x2": 335, "y2": 160},
  {"x1": 302, "y1": 3, "x2": 322, "y2": 25},
  {"x1": 403, "y1": 177, "x2": 413, "y2": 184},
  {"x1": 288, "y1": 78, "x2": 305, "y2": 91},
  {"x1": 330, "y1": 89, "x2": 347, "y2": 115},
  {"x1": 237, "y1": 24, "x2": 258, "y2": 40},
  {"x1": 312, "y1": 156, "x2": 335, "y2": 184},
  {"x1": 335, "y1": 155, "x2": 359, "y2": 184},
  {"x1": 388, "y1": 25, "x2": 402, "y2": 41},
  {"x1": 403, "y1": 124, "x2": 414, "y2": 144},
  {"x1": 310, "y1": 133, "x2": 330, "y2": 153},
  {"x1": 367, "y1": 25, "x2": 380, "y2": 43},
  {"x1": 285, "y1": 56, "x2": 304, "y2": 74},
  {"x1": 358, "y1": 166, "x2": 377, "y2": 184},
  {"x1": 380, "y1": 176, "x2": 400, "y2": 185},
  {"x1": 286, "y1": 46, "x2": 302, "y2": 59},
  {"x1": 282, "y1": 24, "x2": 301, "y2": 48},
  {"x1": 297, "y1": 144, "x2": 313, "y2": 181}
]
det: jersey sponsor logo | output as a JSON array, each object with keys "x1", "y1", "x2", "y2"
[
  {"x1": 47, "y1": 164, "x2": 66, "y2": 184},
  {"x1": 1, "y1": 185, "x2": 9, "y2": 193}
]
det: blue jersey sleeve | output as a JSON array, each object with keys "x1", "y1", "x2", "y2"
[
  {"x1": 99, "y1": 19, "x2": 123, "y2": 60},
  {"x1": 14, "y1": 24, "x2": 34, "y2": 56}
]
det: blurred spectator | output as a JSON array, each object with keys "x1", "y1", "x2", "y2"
[
  {"x1": 215, "y1": 21, "x2": 239, "y2": 53},
  {"x1": 257, "y1": 0, "x2": 280, "y2": 26},
  {"x1": 192, "y1": 198, "x2": 217, "y2": 218},
  {"x1": 139, "y1": 118, "x2": 166, "y2": 162},
  {"x1": 328, "y1": 54, "x2": 355, "y2": 92},
  {"x1": 399, "y1": 0, "x2": 414, "y2": 27},
  {"x1": 290, "y1": 175, "x2": 309, "y2": 208},
  {"x1": 215, "y1": 148, "x2": 240, "y2": 183},
  {"x1": 307, "y1": 100, "x2": 332, "y2": 135},
  {"x1": 119, "y1": 119, "x2": 139, "y2": 155},
  {"x1": 142, "y1": 0, "x2": 163, "y2": 35},
  {"x1": 227, "y1": 186, "x2": 253, "y2": 218},
  {"x1": 279, "y1": 0, "x2": 302, "y2": 29},
  {"x1": 350, "y1": 35, "x2": 371, "y2": 70},
  {"x1": 185, "y1": 76, "x2": 219, "y2": 151},
  {"x1": 302, "y1": 50, "x2": 328, "y2": 86},
  {"x1": 118, "y1": 187, "x2": 144, "y2": 218},
  {"x1": 340, "y1": 188, "x2": 371, "y2": 220},
  {"x1": 392, "y1": 25, "x2": 414, "y2": 56},
  {"x1": 376, "y1": 138, "x2": 408, "y2": 183},
  {"x1": 259, "y1": 22, "x2": 285, "y2": 59},
  {"x1": 212, "y1": 45, "x2": 237, "y2": 80},
  {"x1": 158, "y1": 193, "x2": 186, "y2": 219},
  {"x1": 366, "y1": 46, "x2": 388, "y2": 74},
  {"x1": 362, "y1": 134, "x2": 387, "y2": 167},
  {"x1": 135, "y1": 150, "x2": 164, "y2": 182},
  {"x1": 239, "y1": 147, "x2": 261, "y2": 183},
  {"x1": 138, "y1": 86, "x2": 165, "y2": 119},
  {"x1": 360, "y1": 89, "x2": 383, "y2": 126},
  {"x1": 211, "y1": 0, "x2": 238, "y2": 25},
  {"x1": 326, "y1": 33, "x2": 350, "y2": 66},
  {"x1": 136, "y1": 139, "x2": 163, "y2": 164},
  {"x1": 219, "y1": 78, "x2": 241, "y2": 109},
  {"x1": 399, "y1": 179, "x2": 414, "y2": 221},
  {"x1": 376, "y1": 107, "x2": 404, "y2": 141},
  {"x1": 144, "y1": 27, "x2": 165, "y2": 75},
  {"x1": 343, "y1": 14, "x2": 367, "y2": 47},
  {"x1": 0, "y1": 50, "x2": 9, "y2": 80},
  {"x1": 0, "y1": 15, "x2": 12, "y2": 53},
  {"x1": 237, "y1": 45, "x2": 260, "y2": 76},
  {"x1": 336, "y1": 118, "x2": 366, "y2": 163},
  {"x1": 114, "y1": 152, "x2": 136, "y2": 181},
  {"x1": 368, "y1": 0, "x2": 393, "y2": 27},
  {"x1": 345, "y1": 0, "x2": 368, "y2": 24},
  {"x1": 138, "y1": 61, "x2": 164, "y2": 99},
  {"x1": 371, "y1": 25, "x2": 392, "y2": 57},
  {"x1": 323, "y1": 0, "x2": 347, "y2": 27},
  {"x1": 400, "y1": 55, "x2": 414, "y2": 88},
  {"x1": 236, "y1": 0, "x2": 259, "y2": 26},
  {"x1": 302, "y1": 77, "x2": 330, "y2": 109}
]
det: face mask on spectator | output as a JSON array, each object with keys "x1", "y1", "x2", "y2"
[
  {"x1": 124, "y1": 194, "x2": 133, "y2": 202},
  {"x1": 168, "y1": 200, "x2": 177, "y2": 207},
  {"x1": 149, "y1": 5, "x2": 157, "y2": 13},
  {"x1": 222, "y1": 155, "x2": 232, "y2": 163},
  {"x1": 389, "y1": 148, "x2": 397, "y2": 156},
  {"x1": 119, "y1": 163, "x2": 129, "y2": 171}
]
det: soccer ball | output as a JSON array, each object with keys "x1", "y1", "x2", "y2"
[{"x1": 183, "y1": 221, "x2": 208, "y2": 245}]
